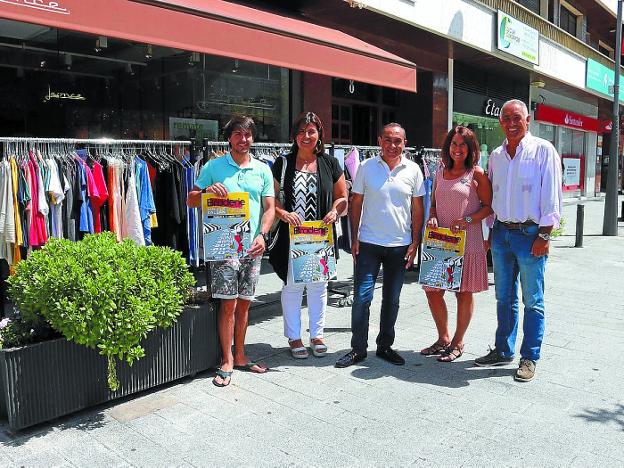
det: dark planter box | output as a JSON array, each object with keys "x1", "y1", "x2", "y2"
[{"x1": 0, "y1": 302, "x2": 220, "y2": 431}]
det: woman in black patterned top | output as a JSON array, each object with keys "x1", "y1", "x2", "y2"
[{"x1": 269, "y1": 112, "x2": 347, "y2": 359}]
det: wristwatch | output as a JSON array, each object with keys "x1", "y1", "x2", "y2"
[
  {"x1": 537, "y1": 232, "x2": 552, "y2": 241},
  {"x1": 464, "y1": 216, "x2": 473, "y2": 224},
  {"x1": 261, "y1": 231, "x2": 270, "y2": 244}
]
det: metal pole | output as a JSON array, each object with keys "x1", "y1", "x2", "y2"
[
  {"x1": 575, "y1": 204, "x2": 585, "y2": 248},
  {"x1": 604, "y1": 0, "x2": 623, "y2": 236}
]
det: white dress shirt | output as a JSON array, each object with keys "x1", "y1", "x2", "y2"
[
  {"x1": 353, "y1": 154, "x2": 425, "y2": 246},
  {"x1": 488, "y1": 133, "x2": 562, "y2": 228}
]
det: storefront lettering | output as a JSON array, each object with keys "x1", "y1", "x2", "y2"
[
  {"x1": 0, "y1": 0, "x2": 69, "y2": 14},
  {"x1": 564, "y1": 114, "x2": 583, "y2": 128},
  {"x1": 43, "y1": 86, "x2": 86, "y2": 102},
  {"x1": 483, "y1": 99, "x2": 502, "y2": 117}
]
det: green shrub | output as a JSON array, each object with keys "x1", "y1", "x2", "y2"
[
  {"x1": 7, "y1": 232, "x2": 195, "y2": 391},
  {"x1": 551, "y1": 217, "x2": 566, "y2": 238}
]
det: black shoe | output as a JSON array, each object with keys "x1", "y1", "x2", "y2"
[
  {"x1": 376, "y1": 347, "x2": 405, "y2": 365},
  {"x1": 335, "y1": 350, "x2": 367, "y2": 368}
]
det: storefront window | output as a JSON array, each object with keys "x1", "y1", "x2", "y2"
[
  {"x1": 452, "y1": 112, "x2": 506, "y2": 170},
  {"x1": 539, "y1": 124, "x2": 556, "y2": 146},
  {"x1": 560, "y1": 127, "x2": 585, "y2": 155},
  {"x1": 0, "y1": 22, "x2": 290, "y2": 141},
  {"x1": 560, "y1": 127, "x2": 585, "y2": 193}
]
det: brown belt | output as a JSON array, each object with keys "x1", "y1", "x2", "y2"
[{"x1": 499, "y1": 220, "x2": 537, "y2": 230}]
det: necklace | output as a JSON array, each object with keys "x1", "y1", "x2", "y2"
[{"x1": 299, "y1": 156, "x2": 316, "y2": 170}]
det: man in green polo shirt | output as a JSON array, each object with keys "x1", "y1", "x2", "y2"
[{"x1": 188, "y1": 115, "x2": 275, "y2": 387}]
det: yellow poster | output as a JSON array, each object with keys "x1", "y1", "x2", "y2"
[
  {"x1": 202, "y1": 192, "x2": 250, "y2": 261},
  {"x1": 418, "y1": 227, "x2": 466, "y2": 291},
  {"x1": 289, "y1": 221, "x2": 336, "y2": 283}
]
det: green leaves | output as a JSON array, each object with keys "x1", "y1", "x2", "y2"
[{"x1": 7, "y1": 232, "x2": 195, "y2": 391}]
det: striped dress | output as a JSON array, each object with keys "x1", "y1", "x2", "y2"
[{"x1": 423, "y1": 167, "x2": 488, "y2": 293}]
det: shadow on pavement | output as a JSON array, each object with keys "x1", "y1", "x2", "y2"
[
  {"x1": 574, "y1": 403, "x2": 624, "y2": 432},
  {"x1": 245, "y1": 343, "x2": 518, "y2": 388},
  {"x1": 0, "y1": 410, "x2": 106, "y2": 447}
]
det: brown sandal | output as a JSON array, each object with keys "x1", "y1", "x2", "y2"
[
  {"x1": 420, "y1": 341, "x2": 449, "y2": 356},
  {"x1": 437, "y1": 345, "x2": 464, "y2": 362}
]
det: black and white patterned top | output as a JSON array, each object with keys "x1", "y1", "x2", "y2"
[{"x1": 293, "y1": 170, "x2": 318, "y2": 221}]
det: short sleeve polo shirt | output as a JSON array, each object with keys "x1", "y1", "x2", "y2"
[{"x1": 352, "y1": 154, "x2": 425, "y2": 246}]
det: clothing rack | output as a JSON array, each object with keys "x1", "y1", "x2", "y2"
[{"x1": 0, "y1": 137, "x2": 191, "y2": 145}]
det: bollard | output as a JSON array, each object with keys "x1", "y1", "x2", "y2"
[{"x1": 575, "y1": 204, "x2": 584, "y2": 248}]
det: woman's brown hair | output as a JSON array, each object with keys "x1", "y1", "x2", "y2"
[
  {"x1": 290, "y1": 112, "x2": 325, "y2": 155},
  {"x1": 440, "y1": 126, "x2": 480, "y2": 170}
]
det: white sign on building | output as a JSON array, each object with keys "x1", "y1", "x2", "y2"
[{"x1": 497, "y1": 10, "x2": 539, "y2": 65}]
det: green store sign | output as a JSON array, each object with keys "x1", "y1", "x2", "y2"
[{"x1": 586, "y1": 58, "x2": 624, "y2": 103}]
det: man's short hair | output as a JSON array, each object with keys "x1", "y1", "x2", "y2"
[
  {"x1": 500, "y1": 99, "x2": 529, "y2": 119},
  {"x1": 223, "y1": 115, "x2": 257, "y2": 140},
  {"x1": 381, "y1": 122, "x2": 406, "y2": 139}
]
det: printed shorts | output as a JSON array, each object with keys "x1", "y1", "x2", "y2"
[{"x1": 209, "y1": 256, "x2": 262, "y2": 300}]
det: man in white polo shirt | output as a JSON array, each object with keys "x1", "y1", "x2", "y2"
[{"x1": 336, "y1": 123, "x2": 425, "y2": 368}]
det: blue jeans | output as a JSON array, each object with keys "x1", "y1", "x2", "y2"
[
  {"x1": 491, "y1": 221, "x2": 547, "y2": 361},
  {"x1": 351, "y1": 242, "x2": 408, "y2": 353}
]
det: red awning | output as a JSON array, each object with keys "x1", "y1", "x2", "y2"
[{"x1": 0, "y1": 0, "x2": 417, "y2": 92}]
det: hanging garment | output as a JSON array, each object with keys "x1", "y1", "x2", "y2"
[
  {"x1": 46, "y1": 159, "x2": 65, "y2": 239},
  {"x1": 109, "y1": 160, "x2": 125, "y2": 242},
  {"x1": 90, "y1": 160, "x2": 109, "y2": 234},
  {"x1": 0, "y1": 160, "x2": 16, "y2": 263},
  {"x1": 18, "y1": 164, "x2": 31, "y2": 249},
  {"x1": 74, "y1": 160, "x2": 94, "y2": 235},
  {"x1": 28, "y1": 153, "x2": 47, "y2": 247},
  {"x1": 134, "y1": 157, "x2": 156, "y2": 246},
  {"x1": 344, "y1": 147, "x2": 361, "y2": 181},
  {"x1": 98, "y1": 158, "x2": 110, "y2": 232},
  {"x1": 10, "y1": 158, "x2": 23, "y2": 271},
  {"x1": 61, "y1": 162, "x2": 76, "y2": 242},
  {"x1": 122, "y1": 164, "x2": 145, "y2": 246},
  {"x1": 152, "y1": 164, "x2": 188, "y2": 256}
]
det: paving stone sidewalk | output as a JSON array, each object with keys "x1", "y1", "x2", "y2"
[{"x1": 1, "y1": 197, "x2": 623, "y2": 467}]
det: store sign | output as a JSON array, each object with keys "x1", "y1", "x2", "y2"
[
  {"x1": 169, "y1": 117, "x2": 218, "y2": 140},
  {"x1": 535, "y1": 37, "x2": 585, "y2": 89},
  {"x1": 343, "y1": 0, "x2": 493, "y2": 52},
  {"x1": 0, "y1": 0, "x2": 69, "y2": 14},
  {"x1": 497, "y1": 11, "x2": 539, "y2": 65},
  {"x1": 599, "y1": 120, "x2": 613, "y2": 133},
  {"x1": 586, "y1": 59, "x2": 624, "y2": 103},
  {"x1": 482, "y1": 98, "x2": 504, "y2": 117},
  {"x1": 43, "y1": 86, "x2": 85, "y2": 102},
  {"x1": 534, "y1": 104, "x2": 599, "y2": 132}
]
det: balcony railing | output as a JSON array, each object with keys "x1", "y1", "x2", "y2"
[{"x1": 476, "y1": 0, "x2": 622, "y2": 71}]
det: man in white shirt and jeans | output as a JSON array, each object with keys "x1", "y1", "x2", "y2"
[
  {"x1": 336, "y1": 123, "x2": 425, "y2": 368},
  {"x1": 475, "y1": 99, "x2": 562, "y2": 382}
]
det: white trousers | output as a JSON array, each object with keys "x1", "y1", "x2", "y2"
[{"x1": 282, "y1": 258, "x2": 328, "y2": 340}]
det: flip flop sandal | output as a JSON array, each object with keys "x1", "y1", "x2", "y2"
[
  {"x1": 212, "y1": 368, "x2": 232, "y2": 387},
  {"x1": 437, "y1": 345, "x2": 464, "y2": 362},
  {"x1": 420, "y1": 341, "x2": 449, "y2": 356},
  {"x1": 234, "y1": 361, "x2": 268, "y2": 373},
  {"x1": 289, "y1": 340, "x2": 309, "y2": 359},
  {"x1": 310, "y1": 341, "x2": 328, "y2": 357}
]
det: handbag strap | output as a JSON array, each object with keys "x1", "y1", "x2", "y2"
[{"x1": 278, "y1": 154, "x2": 287, "y2": 201}]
